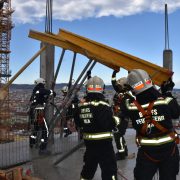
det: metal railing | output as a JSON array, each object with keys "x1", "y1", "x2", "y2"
[
  {"x1": 0, "y1": 127, "x2": 80, "y2": 169},
  {"x1": 0, "y1": 130, "x2": 30, "y2": 168}
]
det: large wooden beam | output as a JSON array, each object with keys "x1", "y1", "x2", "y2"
[
  {"x1": 58, "y1": 29, "x2": 173, "y2": 86},
  {"x1": 28, "y1": 30, "x2": 118, "y2": 70},
  {"x1": 29, "y1": 30, "x2": 84, "y2": 54}
]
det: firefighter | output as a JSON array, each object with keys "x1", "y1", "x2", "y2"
[
  {"x1": 73, "y1": 76, "x2": 120, "y2": 180},
  {"x1": 111, "y1": 70, "x2": 129, "y2": 160},
  {"x1": 120, "y1": 69, "x2": 180, "y2": 180},
  {"x1": 29, "y1": 78, "x2": 56, "y2": 154},
  {"x1": 61, "y1": 85, "x2": 72, "y2": 137},
  {"x1": 61, "y1": 85, "x2": 79, "y2": 137}
]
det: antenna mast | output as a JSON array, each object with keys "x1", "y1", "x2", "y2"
[{"x1": 163, "y1": 4, "x2": 172, "y2": 71}]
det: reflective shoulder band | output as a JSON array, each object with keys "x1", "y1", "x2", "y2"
[
  {"x1": 83, "y1": 132, "x2": 113, "y2": 140},
  {"x1": 126, "y1": 97, "x2": 173, "y2": 110},
  {"x1": 154, "y1": 97, "x2": 172, "y2": 105},
  {"x1": 139, "y1": 134, "x2": 176, "y2": 146},
  {"x1": 35, "y1": 107, "x2": 44, "y2": 110},
  {"x1": 112, "y1": 77, "x2": 116, "y2": 81},
  {"x1": 79, "y1": 101, "x2": 110, "y2": 107},
  {"x1": 90, "y1": 101, "x2": 110, "y2": 107}
]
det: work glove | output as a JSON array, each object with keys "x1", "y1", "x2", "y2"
[
  {"x1": 124, "y1": 92, "x2": 135, "y2": 102},
  {"x1": 161, "y1": 78, "x2": 175, "y2": 96},
  {"x1": 112, "y1": 69, "x2": 120, "y2": 77}
]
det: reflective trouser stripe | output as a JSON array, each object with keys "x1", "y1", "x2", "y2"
[
  {"x1": 83, "y1": 132, "x2": 113, "y2": 140},
  {"x1": 43, "y1": 117, "x2": 49, "y2": 137},
  {"x1": 118, "y1": 137, "x2": 125, "y2": 152},
  {"x1": 139, "y1": 134, "x2": 177, "y2": 146},
  {"x1": 118, "y1": 149, "x2": 125, "y2": 152}
]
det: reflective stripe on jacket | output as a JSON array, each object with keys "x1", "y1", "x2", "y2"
[
  {"x1": 83, "y1": 132, "x2": 113, "y2": 140},
  {"x1": 137, "y1": 133, "x2": 178, "y2": 146}
]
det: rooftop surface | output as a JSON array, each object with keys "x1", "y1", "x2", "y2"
[{"x1": 31, "y1": 129, "x2": 180, "y2": 180}]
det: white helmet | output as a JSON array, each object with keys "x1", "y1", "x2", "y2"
[
  {"x1": 87, "y1": 76, "x2": 105, "y2": 94},
  {"x1": 34, "y1": 78, "x2": 46, "y2": 85},
  {"x1": 127, "y1": 69, "x2": 153, "y2": 95},
  {"x1": 61, "y1": 86, "x2": 68, "y2": 93}
]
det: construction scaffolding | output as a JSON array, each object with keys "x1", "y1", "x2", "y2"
[{"x1": 0, "y1": 0, "x2": 14, "y2": 122}]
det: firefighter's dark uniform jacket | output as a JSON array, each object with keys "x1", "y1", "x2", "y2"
[
  {"x1": 29, "y1": 83, "x2": 55, "y2": 123},
  {"x1": 30, "y1": 83, "x2": 55, "y2": 106},
  {"x1": 120, "y1": 87, "x2": 180, "y2": 179},
  {"x1": 29, "y1": 83, "x2": 55, "y2": 151},
  {"x1": 121, "y1": 87, "x2": 179, "y2": 149},
  {"x1": 74, "y1": 93, "x2": 119, "y2": 180},
  {"x1": 74, "y1": 93, "x2": 119, "y2": 145}
]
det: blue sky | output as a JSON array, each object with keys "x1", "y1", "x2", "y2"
[{"x1": 10, "y1": 0, "x2": 180, "y2": 88}]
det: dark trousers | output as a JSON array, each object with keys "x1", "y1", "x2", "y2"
[
  {"x1": 134, "y1": 143, "x2": 179, "y2": 180},
  {"x1": 81, "y1": 142, "x2": 118, "y2": 180},
  {"x1": 114, "y1": 132, "x2": 128, "y2": 156},
  {"x1": 29, "y1": 119, "x2": 48, "y2": 150}
]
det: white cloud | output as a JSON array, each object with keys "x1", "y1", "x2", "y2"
[{"x1": 12, "y1": 0, "x2": 180, "y2": 24}]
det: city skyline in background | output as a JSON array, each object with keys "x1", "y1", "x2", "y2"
[{"x1": 10, "y1": 0, "x2": 180, "y2": 88}]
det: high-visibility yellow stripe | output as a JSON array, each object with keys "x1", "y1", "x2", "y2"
[
  {"x1": 126, "y1": 97, "x2": 173, "y2": 110},
  {"x1": 83, "y1": 132, "x2": 113, "y2": 140},
  {"x1": 113, "y1": 116, "x2": 121, "y2": 125},
  {"x1": 35, "y1": 107, "x2": 44, "y2": 110},
  {"x1": 79, "y1": 101, "x2": 110, "y2": 107},
  {"x1": 139, "y1": 134, "x2": 177, "y2": 146},
  {"x1": 118, "y1": 137, "x2": 125, "y2": 152}
]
